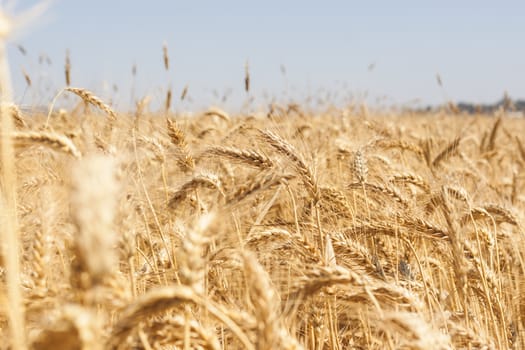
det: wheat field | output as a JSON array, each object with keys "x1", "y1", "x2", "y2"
[{"x1": 0, "y1": 96, "x2": 523, "y2": 349}]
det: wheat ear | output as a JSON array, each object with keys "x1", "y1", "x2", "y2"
[
  {"x1": 203, "y1": 146, "x2": 274, "y2": 169},
  {"x1": 166, "y1": 117, "x2": 195, "y2": 171},
  {"x1": 46, "y1": 87, "x2": 117, "y2": 127},
  {"x1": 432, "y1": 137, "x2": 462, "y2": 168},
  {"x1": 259, "y1": 129, "x2": 319, "y2": 203},
  {"x1": 70, "y1": 155, "x2": 118, "y2": 290},
  {"x1": 2, "y1": 103, "x2": 27, "y2": 128},
  {"x1": 12, "y1": 131, "x2": 81, "y2": 158},
  {"x1": 110, "y1": 285, "x2": 254, "y2": 350},
  {"x1": 169, "y1": 172, "x2": 223, "y2": 208}
]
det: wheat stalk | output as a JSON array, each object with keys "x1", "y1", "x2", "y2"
[
  {"x1": 353, "y1": 149, "x2": 368, "y2": 183},
  {"x1": 432, "y1": 136, "x2": 462, "y2": 168},
  {"x1": 227, "y1": 172, "x2": 294, "y2": 205},
  {"x1": 259, "y1": 129, "x2": 319, "y2": 203},
  {"x1": 70, "y1": 155, "x2": 118, "y2": 290},
  {"x1": 374, "y1": 139, "x2": 424, "y2": 157},
  {"x1": 204, "y1": 106, "x2": 231, "y2": 122},
  {"x1": 487, "y1": 116, "x2": 502, "y2": 151},
  {"x1": 110, "y1": 285, "x2": 254, "y2": 350},
  {"x1": 141, "y1": 316, "x2": 221, "y2": 350},
  {"x1": 203, "y1": 146, "x2": 274, "y2": 169},
  {"x1": 180, "y1": 84, "x2": 189, "y2": 101},
  {"x1": 348, "y1": 182, "x2": 408, "y2": 207},
  {"x1": 166, "y1": 117, "x2": 195, "y2": 171},
  {"x1": 0, "y1": 6, "x2": 53, "y2": 346},
  {"x1": 169, "y1": 172, "x2": 223, "y2": 208},
  {"x1": 242, "y1": 251, "x2": 280, "y2": 349},
  {"x1": 32, "y1": 305, "x2": 102, "y2": 350},
  {"x1": 244, "y1": 60, "x2": 250, "y2": 93},
  {"x1": 65, "y1": 49, "x2": 71, "y2": 86},
  {"x1": 12, "y1": 130, "x2": 81, "y2": 158},
  {"x1": 162, "y1": 41, "x2": 169, "y2": 71},
  {"x1": 389, "y1": 173, "x2": 430, "y2": 193},
  {"x1": 21, "y1": 67, "x2": 31, "y2": 87},
  {"x1": 3, "y1": 103, "x2": 27, "y2": 128},
  {"x1": 165, "y1": 88, "x2": 172, "y2": 112},
  {"x1": 177, "y1": 214, "x2": 214, "y2": 294},
  {"x1": 46, "y1": 87, "x2": 117, "y2": 127}
]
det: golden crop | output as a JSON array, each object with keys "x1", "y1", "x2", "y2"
[{"x1": 1, "y1": 100, "x2": 524, "y2": 349}]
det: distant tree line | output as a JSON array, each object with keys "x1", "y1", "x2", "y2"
[
  {"x1": 455, "y1": 97, "x2": 525, "y2": 114},
  {"x1": 433, "y1": 93, "x2": 525, "y2": 115}
]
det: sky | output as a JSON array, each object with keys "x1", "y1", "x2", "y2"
[{"x1": 5, "y1": 0, "x2": 525, "y2": 111}]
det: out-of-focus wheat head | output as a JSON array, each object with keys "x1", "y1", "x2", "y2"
[
  {"x1": 177, "y1": 213, "x2": 215, "y2": 294},
  {"x1": 0, "y1": 3, "x2": 50, "y2": 350},
  {"x1": 70, "y1": 155, "x2": 119, "y2": 288}
]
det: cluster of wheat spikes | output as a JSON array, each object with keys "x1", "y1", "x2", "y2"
[
  {"x1": 0, "y1": 93, "x2": 522, "y2": 349},
  {"x1": 1, "y1": 5, "x2": 525, "y2": 350}
]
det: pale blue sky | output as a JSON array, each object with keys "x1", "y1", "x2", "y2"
[{"x1": 6, "y1": 0, "x2": 525, "y2": 110}]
